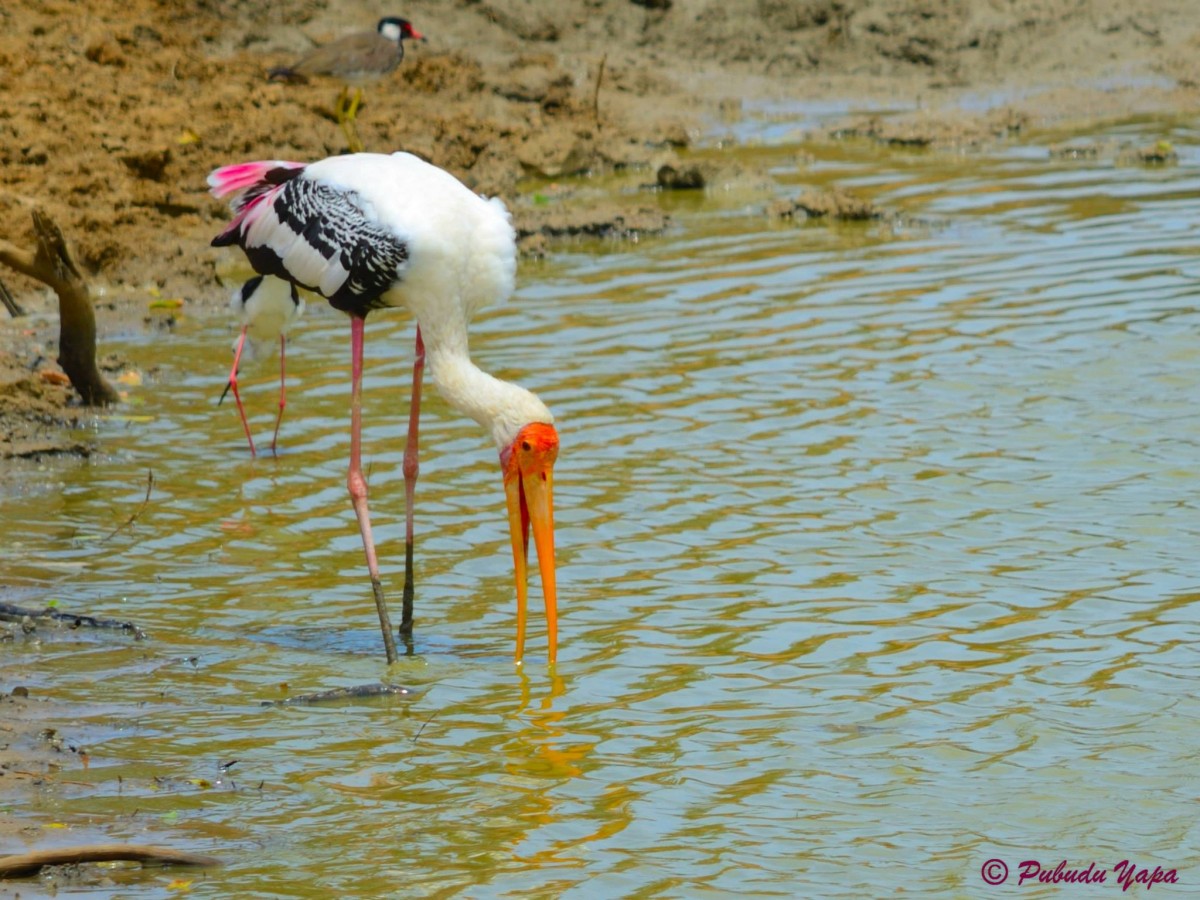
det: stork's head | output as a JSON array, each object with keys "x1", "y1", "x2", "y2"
[
  {"x1": 500, "y1": 421, "x2": 559, "y2": 665},
  {"x1": 427, "y1": 356, "x2": 559, "y2": 664}
]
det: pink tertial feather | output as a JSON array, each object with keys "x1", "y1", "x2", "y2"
[
  {"x1": 208, "y1": 161, "x2": 307, "y2": 244},
  {"x1": 207, "y1": 161, "x2": 305, "y2": 200}
]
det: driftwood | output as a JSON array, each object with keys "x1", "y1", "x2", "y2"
[
  {"x1": 0, "y1": 844, "x2": 220, "y2": 879},
  {"x1": 0, "y1": 601, "x2": 147, "y2": 639},
  {"x1": 0, "y1": 210, "x2": 119, "y2": 406}
]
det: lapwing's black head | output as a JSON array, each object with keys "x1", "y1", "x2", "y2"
[{"x1": 378, "y1": 17, "x2": 424, "y2": 44}]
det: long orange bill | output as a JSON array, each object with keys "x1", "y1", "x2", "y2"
[{"x1": 505, "y1": 467, "x2": 557, "y2": 665}]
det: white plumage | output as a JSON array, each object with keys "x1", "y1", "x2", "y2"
[
  {"x1": 229, "y1": 275, "x2": 304, "y2": 365},
  {"x1": 212, "y1": 152, "x2": 552, "y2": 448},
  {"x1": 301, "y1": 153, "x2": 516, "y2": 319},
  {"x1": 220, "y1": 275, "x2": 303, "y2": 457}
]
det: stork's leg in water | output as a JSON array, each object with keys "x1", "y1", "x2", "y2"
[
  {"x1": 400, "y1": 326, "x2": 425, "y2": 643},
  {"x1": 269, "y1": 334, "x2": 288, "y2": 456},
  {"x1": 223, "y1": 326, "x2": 257, "y2": 457},
  {"x1": 335, "y1": 87, "x2": 365, "y2": 154},
  {"x1": 347, "y1": 315, "x2": 398, "y2": 664}
]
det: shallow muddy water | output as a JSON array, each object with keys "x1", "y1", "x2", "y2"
[{"x1": 3, "y1": 112, "x2": 1200, "y2": 897}]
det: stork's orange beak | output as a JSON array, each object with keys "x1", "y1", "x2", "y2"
[{"x1": 503, "y1": 423, "x2": 559, "y2": 665}]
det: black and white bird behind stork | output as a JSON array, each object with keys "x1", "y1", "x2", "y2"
[{"x1": 219, "y1": 275, "x2": 304, "y2": 457}]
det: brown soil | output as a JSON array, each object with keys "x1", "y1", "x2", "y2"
[
  {"x1": 2, "y1": 0, "x2": 1200, "y2": 871},
  {"x1": 3, "y1": 0, "x2": 1200, "y2": 457}
]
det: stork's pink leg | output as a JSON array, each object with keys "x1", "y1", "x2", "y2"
[
  {"x1": 347, "y1": 315, "x2": 398, "y2": 664},
  {"x1": 228, "y1": 326, "x2": 257, "y2": 457},
  {"x1": 400, "y1": 326, "x2": 425, "y2": 637},
  {"x1": 269, "y1": 333, "x2": 288, "y2": 456}
]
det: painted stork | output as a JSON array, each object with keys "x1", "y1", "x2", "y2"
[
  {"x1": 208, "y1": 151, "x2": 559, "y2": 665},
  {"x1": 220, "y1": 275, "x2": 304, "y2": 457}
]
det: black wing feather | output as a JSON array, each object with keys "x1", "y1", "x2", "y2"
[{"x1": 217, "y1": 172, "x2": 408, "y2": 317}]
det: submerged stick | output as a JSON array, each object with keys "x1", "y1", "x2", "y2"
[
  {"x1": 99, "y1": 469, "x2": 155, "y2": 542},
  {"x1": 0, "y1": 601, "x2": 147, "y2": 639},
  {"x1": 0, "y1": 844, "x2": 220, "y2": 879},
  {"x1": 262, "y1": 682, "x2": 415, "y2": 707}
]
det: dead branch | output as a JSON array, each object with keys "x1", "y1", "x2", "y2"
[
  {"x1": 0, "y1": 844, "x2": 220, "y2": 879},
  {"x1": 0, "y1": 210, "x2": 119, "y2": 406}
]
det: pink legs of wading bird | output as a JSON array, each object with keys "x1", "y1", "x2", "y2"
[
  {"x1": 346, "y1": 315, "x2": 397, "y2": 660},
  {"x1": 344, "y1": 321, "x2": 424, "y2": 661},
  {"x1": 401, "y1": 327, "x2": 426, "y2": 635},
  {"x1": 220, "y1": 275, "x2": 303, "y2": 457},
  {"x1": 209, "y1": 153, "x2": 560, "y2": 666}
]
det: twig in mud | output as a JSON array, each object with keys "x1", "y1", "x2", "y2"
[
  {"x1": 592, "y1": 54, "x2": 607, "y2": 131},
  {"x1": 0, "y1": 277, "x2": 25, "y2": 317},
  {"x1": 99, "y1": 469, "x2": 155, "y2": 543},
  {"x1": 0, "y1": 601, "x2": 147, "y2": 639},
  {"x1": 0, "y1": 844, "x2": 220, "y2": 879}
]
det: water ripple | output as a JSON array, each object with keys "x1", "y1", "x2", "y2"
[{"x1": 4, "y1": 117, "x2": 1200, "y2": 896}]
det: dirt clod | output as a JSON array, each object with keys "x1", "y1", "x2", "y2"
[
  {"x1": 657, "y1": 164, "x2": 705, "y2": 190},
  {"x1": 770, "y1": 189, "x2": 883, "y2": 222},
  {"x1": 121, "y1": 148, "x2": 173, "y2": 182}
]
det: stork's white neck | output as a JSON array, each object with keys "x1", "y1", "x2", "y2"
[{"x1": 427, "y1": 344, "x2": 553, "y2": 451}]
